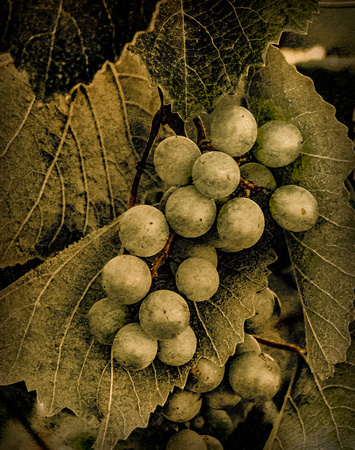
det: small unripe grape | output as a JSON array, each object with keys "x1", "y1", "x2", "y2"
[
  {"x1": 245, "y1": 288, "x2": 277, "y2": 333},
  {"x1": 171, "y1": 237, "x2": 218, "y2": 270},
  {"x1": 162, "y1": 389, "x2": 202, "y2": 423},
  {"x1": 253, "y1": 120, "x2": 303, "y2": 168},
  {"x1": 210, "y1": 104, "x2": 257, "y2": 157},
  {"x1": 175, "y1": 257, "x2": 219, "y2": 302},
  {"x1": 154, "y1": 135, "x2": 201, "y2": 186},
  {"x1": 228, "y1": 352, "x2": 281, "y2": 401},
  {"x1": 159, "y1": 186, "x2": 178, "y2": 213},
  {"x1": 101, "y1": 255, "x2": 151, "y2": 304},
  {"x1": 139, "y1": 290, "x2": 190, "y2": 340},
  {"x1": 112, "y1": 323, "x2": 157, "y2": 371},
  {"x1": 217, "y1": 197, "x2": 265, "y2": 252},
  {"x1": 157, "y1": 326, "x2": 197, "y2": 366},
  {"x1": 200, "y1": 407, "x2": 234, "y2": 440},
  {"x1": 165, "y1": 186, "x2": 216, "y2": 238},
  {"x1": 185, "y1": 358, "x2": 225, "y2": 393},
  {"x1": 235, "y1": 334, "x2": 261, "y2": 356},
  {"x1": 166, "y1": 429, "x2": 207, "y2": 449},
  {"x1": 87, "y1": 298, "x2": 131, "y2": 345},
  {"x1": 119, "y1": 205, "x2": 169, "y2": 257},
  {"x1": 269, "y1": 185, "x2": 318, "y2": 232},
  {"x1": 202, "y1": 435, "x2": 223, "y2": 450},
  {"x1": 239, "y1": 162, "x2": 277, "y2": 191},
  {"x1": 192, "y1": 151, "x2": 240, "y2": 199},
  {"x1": 203, "y1": 379, "x2": 242, "y2": 410}
]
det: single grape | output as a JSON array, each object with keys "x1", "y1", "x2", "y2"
[
  {"x1": 166, "y1": 429, "x2": 207, "y2": 450},
  {"x1": 119, "y1": 205, "x2": 169, "y2": 257},
  {"x1": 159, "y1": 186, "x2": 178, "y2": 213},
  {"x1": 165, "y1": 185, "x2": 216, "y2": 238},
  {"x1": 87, "y1": 297, "x2": 131, "y2": 345},
  {"x1": 139, "y1": 290, "x2": 190, "y2": 340},
  {"x1": 171, "y1": 237, "x2": 218, "y2": 271},
  {"x1": 192, "y1": 151, "x2": 240, "y2": 199},
  {"x1": 175, "y1": 257, "x2": 219, "y2": 302},
  {"x1": 162, "y1": 389, "x2": 202, "y2": 423},
  {"x1": 154, "y1": 135, "x2": 201, "y2": 186},
  {"x1": 216, "y1": 197, "x2": 265, "y2": 252},
  {"x1": 253, "y1": 120, "x2": 303, "y2": 168},
  {"x1": 185, "y1": 358, "x2": 225, "y2": 393},
  {"x1": 239, "y1": 162, "x2": 277, "y2": 191},
  {"x1": 157, "y1": 326, "x2": 197, "y2": 366},
  {"x1": 201, "y1": 435, "x2": 224, "y2": 450},
  {"x1": 203, "y1": 379, "x2": 242, "y2": 410},
  {"x1": 245, "y1": 287, "x2": 278, "y2": 333},
  {"x1": 101, "y1": 255, "x2": 151, "y2": 304},
  {"x1": 210, "y1": 104, "x2": 257, "y2": 157},
  {"x1": 199, "y1": 406, "x2": 234, "y2": 441},
  {"x1": 228, "y1": 352, "x2": 281, "y2": 401},
  {"x1": 234, "y1": 334, "x2": 261, "y2": 356},
  {"x1": 269, "y1": 185, "x2": 319, "y2": 232},
  {"x1": 112, "y1": 323, "x2": 157, "y2": 371}
]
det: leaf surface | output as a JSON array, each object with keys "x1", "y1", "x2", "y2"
[
  {"x1": 131, "y1": 0, "x2": 318, "y2": 118},
  {"x1": 0, "y1": 50, "x2": 164, "y2": 268},
  {"x1": 247, "y1": 45, "x2": 355, "y2": 379}
]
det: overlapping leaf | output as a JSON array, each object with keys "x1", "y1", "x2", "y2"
[
  {"x1": 0, "y1": 0, "x2": 159, "y2": 99},
  {"x1": 247, "y1": 45, "x2": 355, "y2": 380},
  {"x1": 0, "y1": 50, "x2": 165, "y2": 268},
  {"x1": 131, "y1": 0, "x2": 318, "y2": 118}
]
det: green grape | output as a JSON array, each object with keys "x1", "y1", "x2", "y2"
[
  {"x1": 159, "y1": 186, "x2": 178, "y2": 213},
  {"x1": 234, "y1": 334, "x2": 261, "y2": 356},
  {"x1": 119, "y1": 205, "x2": 169, "y2": 257},
  {"x1": 170, "y1": 237, "x2": 218, "y2": 273},
  {"x1": 166, "y1": 429, "x2": 207, "y2": 449},
  {"x1": 216, "y1": 197, "x2": 265, "y2": 252},
  {"x1": 199, "y1": 406, "x2": 234, "y2": 441},
  {"x1": 201, "y1": 435, "x2": 224, "y2": 450},
  {"x1": 162, "y1": 389, "x2": 202, "y2": 423},
  {"x1": 101, "y1": 255, "x2": 151, "y2": 304},
  {"x1": 139, "y1": 290, "x2": 190, "y2": 340},
  {"x1": 192, "y1": 151, "x2": 240, "y2": 199},
  {"x1": 210, "y1": 104, "x2": 257, "y2": 157},
  {"x1": 157, "y1": 326, "x2": 197, "y2": 366},
  {"x1": 253, "y1": 120, "x2": 303, "y2": 168},
  {"x1": 175, "y1": 257, "x2": 219, "y2": 302},
  {"x1": 165, "y1": 185, "x2": 217, "y2": 238},
  {"x1": 228, "y1": 352, "x2": 281, "y2": 401},
  {"x1": 269, "y1": 185, "x2": 319, "y2": 232},
  {"x1": 203, "y1": 379, "x2": 242, "y2": 410},
  {"x1": 239, "y1": 162, "x2": 277, "y2": 191},
  {"x1": 87, "y1": 297, "x2": 131, "y2": 345},
  {"x1": 112, "y1": 323, "x2": 157, "y2": 371},
  {"x1": 244, "y1": 287, "x2": 278, "y2": 333},
  {"x1": 154, "y1": 135, "x2": 201, "y2": 186},
  {"x1": 185, "y1": 358, "x2": 225, "y2": 393}
]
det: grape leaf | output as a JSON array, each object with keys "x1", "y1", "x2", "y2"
[
  {"x1": 131, "y1": 0, "x2": 318, "y2": 119},
  {"x1": 0, "y1": 50, "x2": 165, "y2": 269},
  {"x1": 0, "y1": 0, "x2": 159, "y2": 100},
  {"x1": 265, "y1": 337, "x2": 355, "y2": 449},
  {"x1": 247, "y1": 45, "x2": 355, "y2": 380}
]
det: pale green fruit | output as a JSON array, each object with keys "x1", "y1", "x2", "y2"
[
  {"x1": 235, "y1": 334, "x2": 261, "y2": 356},
  {"x1": 202, "y1": 435, "x2": 223, "y2": 450},
  {"x1": 245, "y1": 287, "x2": 278, "y2": 333},
  {"x1": 203, "y1": 379, "x2": 242, "y2": 410},
  {"x1": 239, "y1": 162, "x2": 277, "y2": 191},
  {"x1": 170, "y1": 237, "x2": 218, "y2": 273},
  {"x1": 185, "y1": 358, "x2": 225, "y2": 393},
  {"x1": 162, "y1": 389, "x2": 202, "y2": 423},
  {"x1": 166, "y1": 429, "x2": 207, "y2": 449},
  {"x1": 157, "y1": 326, "x2": 197, "y2": 366}
]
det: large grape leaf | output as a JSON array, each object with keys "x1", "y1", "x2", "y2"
[
  {"x1": 265, "y1": 333, "x2": 355, "y2": 449},
  {"x1": 0, "y1": 215, "x2": 275, "y2": 449},
  {"x1": 0, "y1": 49, "x2": 165, "y2": 269},
  {"x1": 131, "y1": 0, "x2": 318, "y2": 119},
  {"x1": 0, "y1": 0, "x2": 159, "y2": 100},
  {"x1": 247, "y1": 45, "x2": 355, "y2": 380}
]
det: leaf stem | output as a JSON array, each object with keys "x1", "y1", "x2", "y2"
[
  {"x1": 193, "y1": 116, "x2": 217, "y2": 152},
  {"x1": 254, "y1": 335, "x2": 307, "y2": 359}
]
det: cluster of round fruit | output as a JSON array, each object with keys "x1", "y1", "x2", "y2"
[{"x1": 160, "y1": 334, "x2": 281, "y2": 449}]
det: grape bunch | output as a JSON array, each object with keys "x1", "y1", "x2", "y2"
[{"x1": 86, "y1": 100, "x2": 319, "y2": 448}]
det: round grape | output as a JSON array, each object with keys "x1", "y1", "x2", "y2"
[
  {"x1": 119, "y1": 205, "x2": 169, "y2": 257},
  {"x1": 239, "y1": 162, "x2": 277, "y2": 191},
  {"x1": 166, "y1": 429, "x2": 207, "y2": 450},
  {"x1": 165, "y1": 185, "x2": 216, "y2": 238},
  {"x1": 159, "y1": 186, "x2": 178, "y2": 213},
  {"x1": 253, "y1": 120, "x2": 303, "y2": 168},
  {"x1": 217, "y1": 197, "x2": 265, "y2": 252},
  {"x1": 185, "y1": 358, "x2": 225, "y2": 393},
  {"x1": 101, "y1": 255, "x2": 151, "y2": 304},
  {"x1": 139, "y1": 290, "x2": 190, "y2": 340},
  {"x1": 171, "y1": 237, "x2": 218, "y2": 270},
  {"x1": 235, "y1": 334, "x2": 261, "y2": 356},
  {"x1": 157, "y1": 326, "x2": 197, "y2": 366},
  {"x1": 203, "y1": 379, "x2": 242, "y2": 410},
  {"x1": 210, "y1": 104, "x2": 257, "y2": 157},
  {"x1": 162, "y1": 389, "x2": 202, "y2": 423},
  {"x1": 192, "y1": 151, "x2": 240, "y2": 199},
  {"x1": 269, "y1": 185, "x2": 318, "y2": 232},
  {"x1": 175, "y1": 257, "x2": 219, "y2": 302},
  {"x1": 245, "y1": 287, "x2": 277, "y2": 333},
  {"x1": 154, "y1": 135, "x2": 201, "y2": 186},
  {"x1": 201, "y1": 435, "x2": 224, "y2": 450},
  {"x1": 112, "y1": 323, "x2": 157, "y2": 371}
]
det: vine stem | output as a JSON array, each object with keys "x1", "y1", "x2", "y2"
[
  {"x1": 150, "y1": 231, "x2": 175, "y2": 279},
  {"x1": 254, "y1": 335, "x2": 307, "y2": 359}
]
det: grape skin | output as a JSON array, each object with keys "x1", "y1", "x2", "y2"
[
  {"x1": 175, "y1": 257, "x2": 219, "y2": 302},
  {"x1": 119, "y1": 205, "x2": 169, "y2": 257},
  {"x1": 165, "y1": 185, "x2": 216, "y2": 238},
  {"x1": 171, "y1": 237, "x2": 218, "y2": 270},
  {"x1": 244, "y1": 287, "x2": 277, "y2": 333},
  {"x1": 139, "y1": 290, "x2": 190, "y2": 340},
  {"x1": 162, "y1": 389, "x2": 202, "y2": 423},
  {"x1": 154, "y1": 135, "x2": 201, "y2": 186},
  {"x1": 192, "y1": 151, "x2": 240, "y2": 199},
  {"x1": 269, "y1": 185, "x2": 318, "y2": 232},
  {"x1": 166, "y1": 429, "x2": 207, "y2": 449},
  {"x1": 235, "y1": 334, "x2": 261, "y2": 356},
  {"x1": 239, "y1": 162, "x2": 277, "y2": 191},
  {"x1": 203, "y1": 379, "x2": 242, "y2": 410},
  {"x1": 157, "y1": 325, "x2": 197, "y2": 366},
  {"x1": 185, "y1": 358, "x2": 225, "y2": 393},
  {"x1": 101, "y1": 255, "x2": 152, "y2": 304}
]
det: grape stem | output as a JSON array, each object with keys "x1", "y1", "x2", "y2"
[
  {"x1": 254, "y1": 335, "x2": 307, "y2": 359},
  {"x1": 150, "y1": 231, "x2": 175, "y2": 279},
  {"x1": 193, "y1": 116, "x2": 218, "y2": 152}
]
